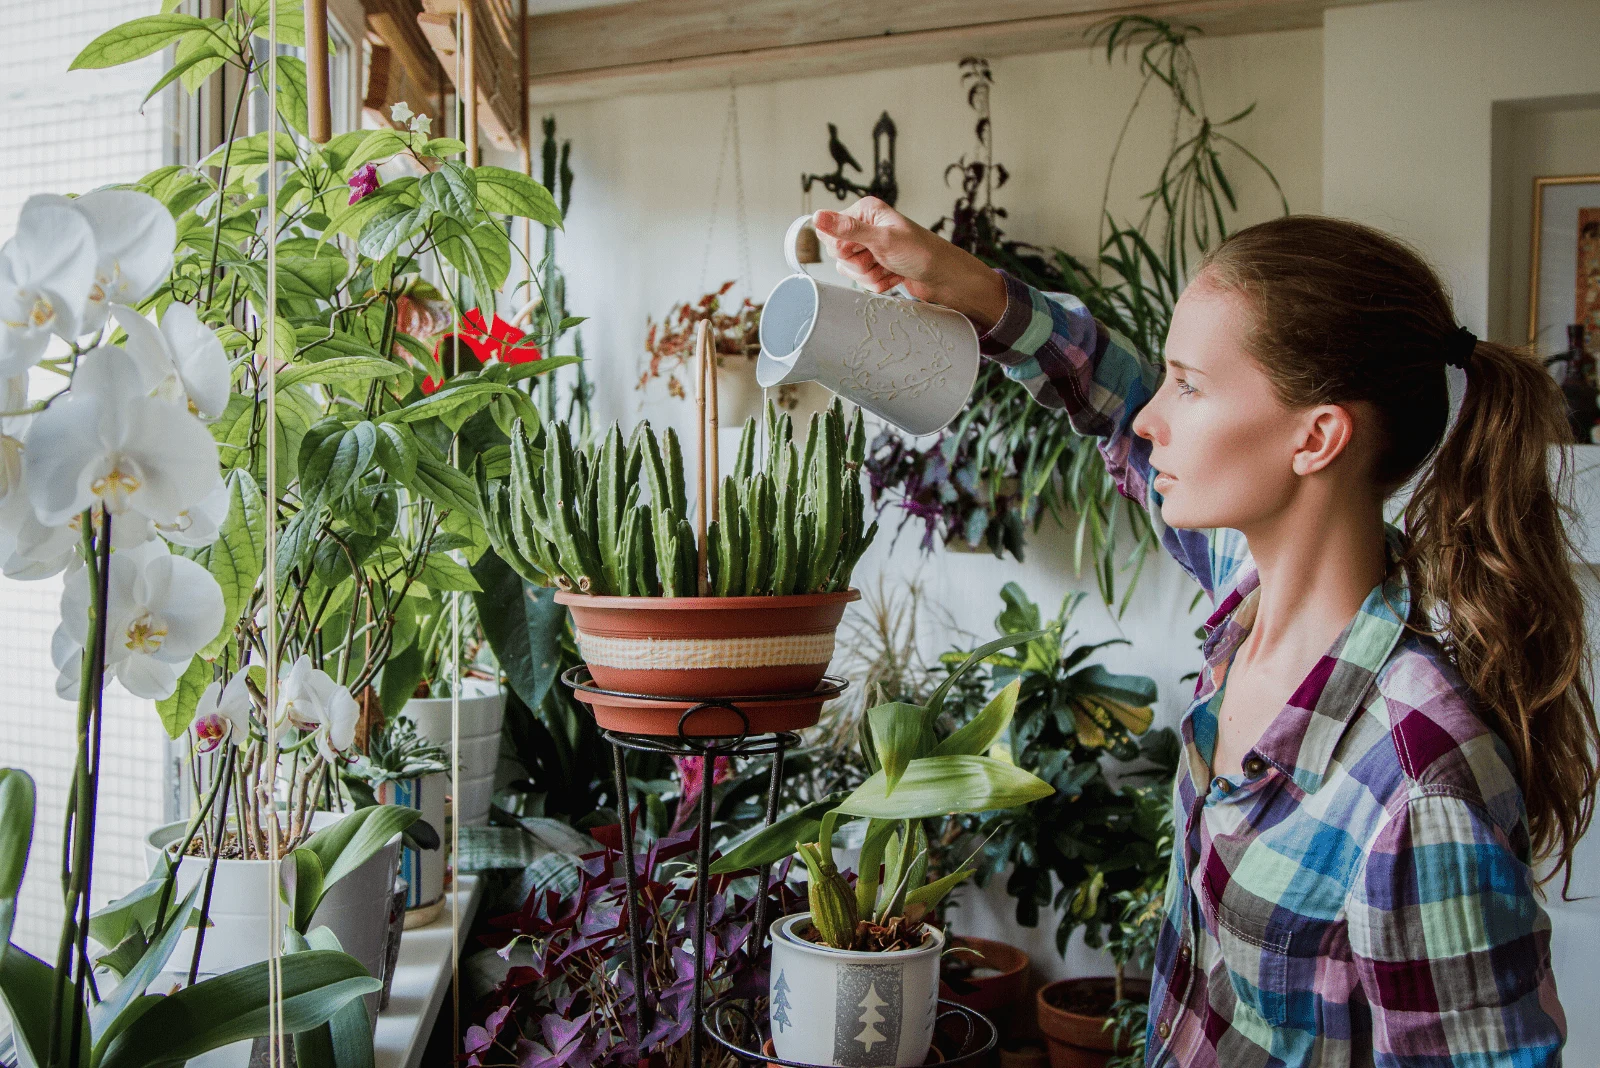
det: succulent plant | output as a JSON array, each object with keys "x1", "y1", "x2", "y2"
[{"x1": 480, "y1": 400, "x2": 877, "y2": 597}]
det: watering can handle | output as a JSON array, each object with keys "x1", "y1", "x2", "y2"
[{"x1": 783, "y1": 213, "x2": 918, "y2": 300}]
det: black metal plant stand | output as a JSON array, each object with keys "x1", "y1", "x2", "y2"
[{"x1": 560, "y1": 666, "x2": 849, "y2": 1068}]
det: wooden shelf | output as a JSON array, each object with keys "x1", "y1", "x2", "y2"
[{"x1": 521, "y1": 0, "x2": 1377, "y2": 104}]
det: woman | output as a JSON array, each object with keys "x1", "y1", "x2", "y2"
[{"x1": 812, "y1": 199, "x2": 1593, "y2": 1066}]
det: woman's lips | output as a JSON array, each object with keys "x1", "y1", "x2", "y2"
[{"x1": 1153, "y1": 472, "x2": 1177, "y2": 493}]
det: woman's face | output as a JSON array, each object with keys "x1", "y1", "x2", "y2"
[{"x1": 1132, "y1": 278, "x2": 1354, "y2": 532}]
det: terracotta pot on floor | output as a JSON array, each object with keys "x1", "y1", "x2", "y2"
[
  {"x1": 1036, "y1": 978, "x2": 1149, "y2": 1068},
  {"x1": 939, "y1": 936, "x2": 1030, "y2": 1035},
  {"x1": 557, "y1": 590, "x2": 857, "y2": 736}
]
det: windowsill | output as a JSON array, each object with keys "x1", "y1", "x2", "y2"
[{"x1": 376, "y1": 873, "x2": 484, "y2": 1068}]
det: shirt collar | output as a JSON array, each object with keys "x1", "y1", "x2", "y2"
[{"x1": 1194, "y1": 529, "x2": 1412, "y2": 795}]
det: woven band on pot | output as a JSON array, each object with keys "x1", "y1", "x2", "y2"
[{"x1": 575, "y1": 631, "x2": 836, "y2": 670}]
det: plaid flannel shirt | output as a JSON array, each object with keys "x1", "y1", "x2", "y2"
[{"x1": 978, "y1": 271, "x2": 1566, "y2": 1067}]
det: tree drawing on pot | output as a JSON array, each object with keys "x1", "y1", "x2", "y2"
[
  {"x1": 480, "y1": 399, "x2": 878, "y2": 736},
  {"x1": 708, "y1": 635, "x2": 1055, "y2": 1067}
]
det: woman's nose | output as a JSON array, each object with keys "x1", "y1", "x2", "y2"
[{"x1": 1132, "y1": 402, "x2": 1167, "y2": 446}]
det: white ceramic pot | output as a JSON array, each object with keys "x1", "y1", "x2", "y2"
[
  {"x1": 757, "y1": 215, "x2": 980, "y2": 437},
  {"x1": 375, "y1": 772, "x2": 446, "y2": 910},
  {"x1": 403, "y1": 681, "x2": 506, "y2": 827},
  {"x1": 143, "y1": 810, "x2": 399, "y2": 988},
  {"x1": 768, "y1": 912, "x2": 944, "y2": 1067}
]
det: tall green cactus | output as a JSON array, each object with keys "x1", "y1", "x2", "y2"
[{"x1": 479, "y1": 408, "x2": 876, "y2": 597}]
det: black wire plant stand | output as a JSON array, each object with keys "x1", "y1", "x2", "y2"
[{"x1": 561, "y1": 666, "x2": 998, "y2": 1068}]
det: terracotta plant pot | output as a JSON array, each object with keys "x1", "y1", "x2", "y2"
[
  {"x1": 556, "y1": 589, "x2": 858, "y2": 736},
  {"x1": 939, "y1": 936, "x2": 1030, "y2": 1031},
  {"x1": 1035, "y1": 979, "x2": 1149, "y2": 1068}
]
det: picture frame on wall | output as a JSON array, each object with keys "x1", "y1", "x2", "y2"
[{"x1": 1529, "y1": 173, "x2": 1600, "y2": 357}]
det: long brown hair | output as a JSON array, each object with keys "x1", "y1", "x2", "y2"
[{"x1": 1202, "y1": 215, "x2": 1598, "y2": 887}]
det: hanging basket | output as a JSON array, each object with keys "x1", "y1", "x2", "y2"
[{"x1": 556, "y1": 589, "x2": 858, "y2": 735}]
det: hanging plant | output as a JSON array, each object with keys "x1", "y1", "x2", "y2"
[
  {"x1": 867, "y1": 22, "x2": 1288, "y2": 610},
  {"x1": 638, "y1": 280, "x2": 782, "y2": 401}
]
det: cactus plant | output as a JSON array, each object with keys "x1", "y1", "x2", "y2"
[{"x1": 481, "y1": 399, "x2": 877, "y2": 597}]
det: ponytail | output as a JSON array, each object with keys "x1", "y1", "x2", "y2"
[
  {"x1": 1403, "y1": 339, "x2": 1598, "y2": 887},
  {"x1": 1202, "y1": 216, "x2": 1599, "y2": 888}
]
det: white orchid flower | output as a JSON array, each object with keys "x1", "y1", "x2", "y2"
[
  {"x1": 390, "y1": 101, "x2": 413, "y2": 125},
  {"x1": 112, "y1": 303, "x2": 230, "y2": 421},
  {"x1": 40, "y1": 190, "x2": 176, "y2": 336},
  {"x1": 193, "y1": 671, "x2": 253, "y2": 753},
  {"x1": 52, "y1": 539, "x2": 225, "y2": 701},
  {"x1": 0, "y1": 196, "x2": 97, "y2": 376},
  {"x1": 0, "y1": 374, "x2": 79, "y2": 579},
  {"x1": 150, "y1": 479, "x2": 230, "y2": 548},
  {"x1": 275, "y1": 654, "x2": 359, "y2": 762},
  {"x1": 24, "y1": 344, "x2": 221, "y2": 530}
]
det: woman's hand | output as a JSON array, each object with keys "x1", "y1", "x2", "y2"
[{"x1": 812, "y1": 197, "x2": 1008, "y2": 332}]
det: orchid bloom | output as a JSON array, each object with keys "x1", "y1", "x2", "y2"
[
  {"x1": 0, "y1": 375, "x2": 79, "y2": 579},
  {"x1": 276, "y1": 655, "x2": 360, "y2": 763},
  {"x1": 52, "y1": 539, "x2": 225, "y2": 701},
  {"x1": 0, "y1": 196, "x2": 96, "y2": 376},
  {"x1": 348, "y1": 164, "x2": 379, "y2": 206},
  {"x1": 23, "y1": 344, "x2": 222, "y2": 530},
  {"x1": 192, "y1": 671, "x2": 253, "y2": 753},
  {"x1": 48, "y1": 190, "x2": 175, "y2": 336},
  {"x1": 114, "y1": 302, "x2": 230, "y2": 421},
  {"x1": 150, "y1": 479, "x2": 230, "y2": 549}
]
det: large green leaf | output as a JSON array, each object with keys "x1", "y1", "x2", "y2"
[
  {"x1": 70, "y1": 14, "x2": 216, "y2": 70},
  {"x1": 238, "y1": 0, "x2": 306, "y2": 47},
  {"x1": 406, "y1": 450, "x2": 482, "y2": 518},
  {"x1": 708, "y1": 795, "x2": 852, "y2": 874},
  {"x1": 89, "y1": 882, "x2": 201, "y2": 1047},
  {"x1": 866, "y1": 703, "x2": 935, "y2": 796},
  {"x1": 201, "y1": 131, "x2": 300, "y2": 170},
  {"x1": 471, "y1": 554, "x2": 565, "y2": 713},
  {"x1": 924, "y1": 631, "x2": 1044, "y2": 718},
  {"x1": 0, "y1": 946, "x2": 71, "y2": 1068},
  {"x1": 340, "y1": 129, "x2": 411, "y2": 173},
  {"x1": 0, "y1": 768, "x2": 35, "y2": 950},
  {"x1": 473, "y1": 166, "x2": 563, "y2": 227},
  {"x1": 155, "y1": 656, "x2": 212, "y2": 739},
  {"x1": 289, "y1": 847, "x2": 326, "y2": 935},
  {"x1": 275, "y1": 55, "x2": 310, "y2": 136},
  {"x1": 1070, "y1": 664, "x2": 1159, "y2": 707},
  {"x1": 95, "y1": 951, "x2": 379, "y2": 1068},
  {"x1": 276, "y1": 356, "x2": 403, "y2": 391},
  {"x1": 836, "y1": 755, "x2": 1053, "y2": 820},
  {"x1": 297, "y1": 805, "x2": 419, "y2": 927},
  {"x1": 932, "y1": 679, "x2": 1021, "y2": 759},
  {"x1": 183, "y1": 470, "x2": 267, "y2": 662},
  {"x1": 292, "y1": 929, "x2": 376, "y2": 1068}
]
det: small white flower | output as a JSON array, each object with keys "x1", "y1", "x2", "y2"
[
  {"x1": 38, "y1": 190, "x2": 176, "y2": 337},
  {"x1": 52, "y1": 539, "x2": 225, "y2": 701},
  {"x1": 150, "y1": 479, "x2": 230, "y2": 548},
  {"x1": 192, "y1": 671, "x2": 253, "y2": 753},
  {"x1": 411, "y1": 114, "x2": 431, "y2": 137},
  {"x1": 390, "y1": 101, "x2": 413, "y2": 125},
  {"x1": 275, "y1": 654, "x2": 360, "y2": 763},
  {"x1": 0, "y1": 197, "x2": 97, "y2": 376},
  {"x1": 114, "y1": 303, "x2": 230, "y2": 421},
  {"x1": 23, "y1": 344, "x2": 221, "y2": 530}
]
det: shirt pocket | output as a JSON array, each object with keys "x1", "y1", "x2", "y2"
[{"x1": 1214, "y1": 900, "x2": 1291, "y2": 1027}]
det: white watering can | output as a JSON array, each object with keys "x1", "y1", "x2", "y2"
[{"x1": 757, "y1": 215, "x2": 981, "y2": 436}]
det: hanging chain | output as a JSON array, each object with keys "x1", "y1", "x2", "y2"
[{"x1": 697, "y1": 85, "x2": 753, "y2": 298}]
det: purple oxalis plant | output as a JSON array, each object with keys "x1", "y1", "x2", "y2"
[{"x1": 468, "y1": 827, "x2": 801, "y2": 1067}]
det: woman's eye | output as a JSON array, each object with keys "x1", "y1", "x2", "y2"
[{"x1": 1175, "y1": 378, "x2": 1198, "y2": 397}]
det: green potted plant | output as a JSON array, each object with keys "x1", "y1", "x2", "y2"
[
  {"x1": 710, "y1": 635, "x2": 1053, "y2": 1066},
  {"x1": 349, "y1": 716, "x2": 450, "y2": 923},
  {"x1": 933, "y1": 584, "x2": 1178, "y2": 1067},
  {"x1": 481, "y1": 400, "x2": 877, "y2": 735}
]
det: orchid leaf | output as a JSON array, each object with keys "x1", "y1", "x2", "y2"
[
  {"x1": 298, "y1": 805, "x2": 419, "y2": 927},
  {"x1": 0, "y1": 768, "x2": 34, "y2": 951},
  {"x1": 836, "y1": 755, "x2": 1053, "y2": 820},
  {"x1": 866, "y1": 703, "x2": 936, "y2": 795},
  {"x1": 932, "y1": 679, "x2": 1020, "y2": 759},
  {"x1": 708, "y1": 795, "x2": 851, "y2": 874},
  {"x1": 89, "y1": 881, "x2": 202, "y2": 1045}
]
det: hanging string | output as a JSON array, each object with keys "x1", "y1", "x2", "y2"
[
  {"x1": 449, "y1": 3, "x2": 468, "y2": 1058},
  {"x1": 264, "y1": 0, "x2": 284, "y2": 1064},
  {"x1": 696, "y1": 85, "x2": 753, "y2": 298}
]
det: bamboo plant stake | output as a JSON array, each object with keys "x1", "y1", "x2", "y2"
[
  {"x1": 695, "y1": 319, "x2": 711, "y2": 594},
  {"x1": 305, "y1": 0, "x2": 331, "y2": 143}
]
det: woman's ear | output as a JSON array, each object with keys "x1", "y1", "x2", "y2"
[{"x1": 1291, "y1": 404, "x2": 1356, "y2": 476}]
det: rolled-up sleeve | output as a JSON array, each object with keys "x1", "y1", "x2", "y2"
[
  {"x1": 978, "y1": 270, "x2": 1236, "y2": 597},
  {"x1": 1348, "y1": 792, "x2": 1565, "y2": 1067}
]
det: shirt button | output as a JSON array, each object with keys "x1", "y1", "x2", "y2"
[
  {"x1": 1179, "y1": 943, "x2": 1191, "y2": 962},
  {"x1": 1243, "y1": 756, "x2": 1267, "y2": 777},
  {"x1": 1157, "y1": 1020, "x2": 1172, "y2": 1040},
  {"x1": 1212, "y1": 776, "x2": 1232, "y2": 795}
]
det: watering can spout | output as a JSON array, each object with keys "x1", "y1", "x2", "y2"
[{"x1": 756, "y1": 215, "x2": 981, "y2": 437}]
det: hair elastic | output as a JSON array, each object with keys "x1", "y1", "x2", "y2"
[{"x1": 1444, "y1": 326, "x2": 1476, "y2": 369}]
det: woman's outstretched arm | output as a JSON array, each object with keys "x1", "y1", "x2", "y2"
[{"x1": 813, "y1": 198, "x2": 1239, "y2": 599}]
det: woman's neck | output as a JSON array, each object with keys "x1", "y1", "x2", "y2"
[{"x1": 1241, "y1": 494, "x2": 1388, "y2": 663}]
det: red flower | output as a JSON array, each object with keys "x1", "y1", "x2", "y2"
[
  {"x1": 347, "y1": 163, "x2": 379, "y2": 205},
  {"x1": 422, "y1": 309, "x2": 540, "y2": 394}
]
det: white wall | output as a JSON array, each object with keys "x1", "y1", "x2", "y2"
[
  {"x1": 507, "y1": 27, "x2": 1324, "y2": 983},
  {"x1": 1326, "y1": 0, "x2": 1600, "y2": 1053}
]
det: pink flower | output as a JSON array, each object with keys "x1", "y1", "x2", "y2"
[
  {"x1": 347, "y1": 164, "x2": 379, "y2": 205},
  {"x1": 671, "y1": 755, "x2": 732, "y2": 830}
]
